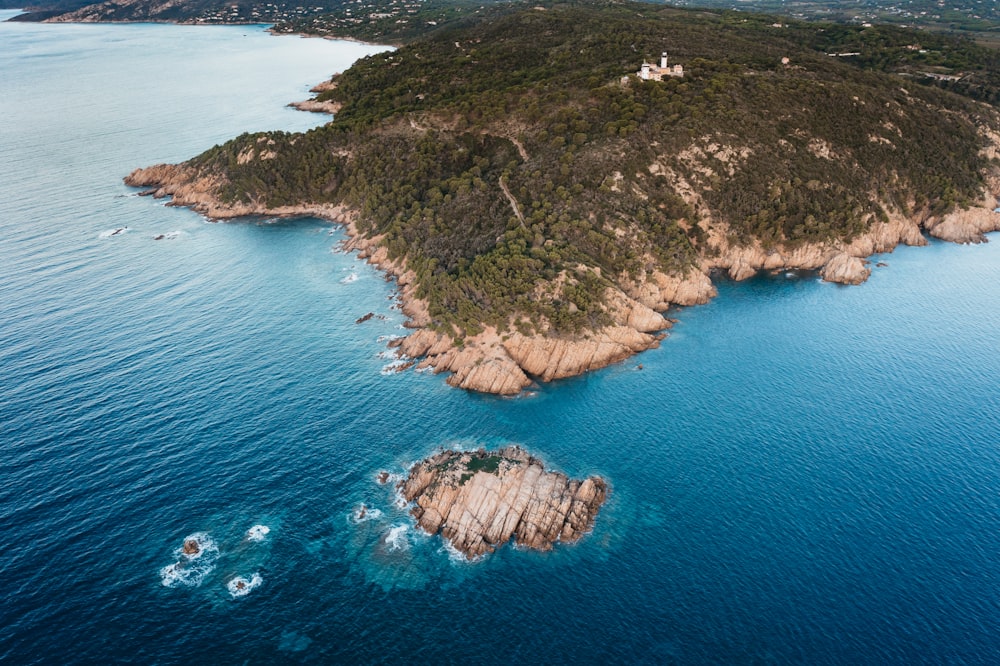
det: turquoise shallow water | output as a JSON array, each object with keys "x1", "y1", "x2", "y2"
[{"x1": 3, "y1": 13, "x2": 1000, "y2": 664}]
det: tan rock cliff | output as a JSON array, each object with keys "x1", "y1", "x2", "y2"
[
  {"x1": 288, "y1": 99, "x2": 343, "y2": 115},
  {"x1": 704, "y1": 212, "x2": 928, "y2": 285},
  {"x1": 125, "y1": 158, "x2": 1000, "y2": 396},
  {"x1": 820, "y1": 252, "x2": 871, "y2": 285},
  {"x1": 925, "y1": 200, "x2": 1000, "y2": 244}
]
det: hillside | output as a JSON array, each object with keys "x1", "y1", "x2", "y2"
[{"x1": 127, "y1": 2, "x2": 1000, "y2": 394}]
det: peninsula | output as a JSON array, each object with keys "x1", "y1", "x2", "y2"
[{"x1": 125, "y1": 2, "x2": 1000, "y2": 394}]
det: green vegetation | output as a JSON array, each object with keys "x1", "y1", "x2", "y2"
[
  {"x1": 668, "y1": 0, "x2": 1000, "y2": 41},
  {"x1": 466, "y1": 454, "x2": 503, "y2": 474},
  {"x1": 181, "y1": 2, "x2": 1000, "y2": 339},
  {"x1": 458, "y1": 452, "x2": 506, "y2": 484}
]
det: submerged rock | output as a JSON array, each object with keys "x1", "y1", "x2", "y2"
[{"x1": 399, "y1": 446, "x2": 608, "y2": 559}]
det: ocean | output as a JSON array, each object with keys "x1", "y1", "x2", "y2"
[{"x1": 3, "y1": 13, "x2": 1000, "y2": 664}]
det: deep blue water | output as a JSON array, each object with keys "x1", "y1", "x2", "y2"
[{"x1": 3, "y1": 13, "x2": 1000, "y2": 664}]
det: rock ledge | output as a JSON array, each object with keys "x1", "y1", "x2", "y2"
[{"x1": 399, "y1": 446, "x2": 608, "y2": 559}]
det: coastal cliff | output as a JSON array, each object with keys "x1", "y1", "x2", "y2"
[
  {"x1": 125, "y1": 3, "x2": 1000, "y2": 394},
  {"x1": 127, "y1": 162, "x2": 685, "y2": 394},
  {"x1": 125, "y1": 154, "x2": 1000, "y2": 395},
  {"x1": 398, "y1": 446, "x2": 608, "y2": 559}
]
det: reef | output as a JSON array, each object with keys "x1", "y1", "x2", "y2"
[{"x1": 398, "y1": 446, "x2": 608, "y2": 559}]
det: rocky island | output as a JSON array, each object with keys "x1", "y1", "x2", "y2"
[
  {"x1": 124, "y1": 2, "x2": 1000, "y2": 394},
  {"x1": 396, "y1": 446, "x2": 608, "y2": 559}
]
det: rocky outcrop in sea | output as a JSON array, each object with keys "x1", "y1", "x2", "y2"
[{"x1": 399, "y1": 446, "x2": 608, "y2": 559}]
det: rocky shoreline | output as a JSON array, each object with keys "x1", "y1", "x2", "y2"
[
  {"x1": 393, "y1": 446, "x2": 608, "y2": 559},
  {"x1": 124, "y1": 159, "x2": 1000, "y2": 395}
]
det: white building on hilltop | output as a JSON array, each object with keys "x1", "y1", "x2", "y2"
[{"x1": 637, "y1": 52, "x2": 684, "y2": 80}]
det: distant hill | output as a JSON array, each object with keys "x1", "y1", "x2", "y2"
[
  {"x1": 7, "y1": 0, "x2": 350, "y2": 24},
  {"x1": 668, "y1": 0, "x2": 1000, "y2": 35},
  {"x1": 11, "y1": 0, "x2": 1000, "y2": 40}
]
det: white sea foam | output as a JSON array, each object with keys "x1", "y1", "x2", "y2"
[
  {"x1": 340, "y1": 272, "x2": 358, "y2": 284},
  {"x1": 179, "y1": 532, "x2": 216, "y2": 561},
  {"x1": 351, "y1": 505, "x2": 383, "y2": 523},
  {"x1": 376, "y1": 334, "x2": 405, "y2": 344},
  {"x1": 99, "y1": 227, "x2": 129, "y2": 239},
  {"x1": 246, "y1": 524, "x2": 270, "y2": 542},
  {"x1": 227, "y1": 572, "x2": 263, "y2": 598},
  {"x1": 384, "y1": 525, "x2": 409, "y2": 551},
  {"x1": 380, "y1": 358, "x2": 413, "y2": 375},
  {"x1": 158, "y1": 562, "x2": 188, "y2": 587},
  {"x1": 159, "y1": 532, "x2": 219, "y2": 587},
  {"x1": 440, "y1": 540, "x2": 481, "y2": 564}
]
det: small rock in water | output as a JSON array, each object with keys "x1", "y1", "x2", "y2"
[
  {"x1": 226, "y1": 573, "x2": 262, "y2": 598},
  {"x1": 399, "y1": 446, "x2": 608, "y2": 559},
  {"x1": 383, "y1": 359, "x2": 415, "y2": 374},
  {"x1": 376, "y1": 471, "x2": 391, "y2": 484},
  {"x1": 355, "y1": 312, "x2": 375, "y2": 324},
  {"x1": 182, "y1": 539, "x2": 200, "y2": 556}
]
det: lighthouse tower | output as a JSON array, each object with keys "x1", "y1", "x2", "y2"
[{"x1": 633, "y1": 50, "x2": 684, "y2": 81}]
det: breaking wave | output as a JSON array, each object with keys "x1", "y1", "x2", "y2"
[
  {"x1": 246, "y1": 524, "x2": 270, "y2": 542},
  {"x1": 380, "y1": 358, "x2": 414, "y2": 375},
  {"x1": 159, "y1": 532, "x2": 219, "y2": 587},
  {"x1": 351, "y1": 504, "x2": 383, "y2": 523},
  {"x1": 227, "y1": 573, "x2": 263, "y2": 598},
  {"x1": 440, "y1": 539, "x2": 481, "y2": 565},
  {"x1": 384, "y1": 525, "x2": 409, "y2": 552}
]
